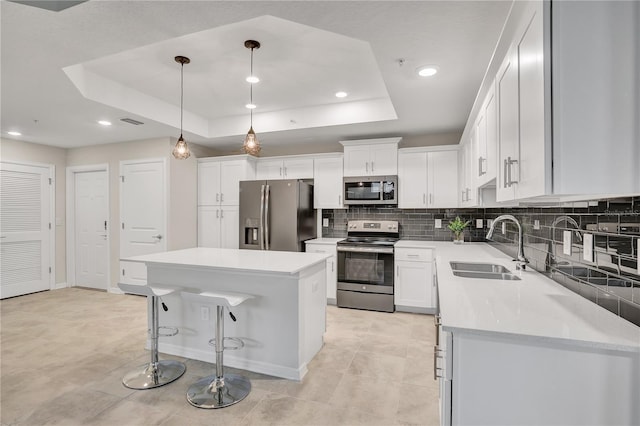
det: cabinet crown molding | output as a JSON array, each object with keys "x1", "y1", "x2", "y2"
[{"x1": 340, "y1": 137, "x2": 401, "y2": 147}]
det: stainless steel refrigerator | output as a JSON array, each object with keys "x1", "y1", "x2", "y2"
[{"x1": 239, "y1": 180, "x2": 316, "y2": 252}]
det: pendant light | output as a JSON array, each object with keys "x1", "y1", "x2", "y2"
[
  {"x1": 242, "y1": 40, "x2": 261, "y2": 156},
  {"x1": 172, "y1": 55, "x2": 191, "y2": 159}
]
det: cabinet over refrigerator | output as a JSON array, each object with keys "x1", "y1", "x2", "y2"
[{"x1": 239, "y1": 179, "x2": 316, "y2": 252}]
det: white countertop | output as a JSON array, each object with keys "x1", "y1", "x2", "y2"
[
  {"x1": 401, "y1": 240, "x2": 640, "y2": 352},
  {"x1": 305, "y1": 238, "x2": 345, "y2": 245},
  {"x1": 123, "y1": 247, "x2": 330, "y2": 275}
]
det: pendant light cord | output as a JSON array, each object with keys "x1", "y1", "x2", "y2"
[
  {"x1": 180, "y1": 61, "x2": 184, "y2": 136},
  {"x1": 249, "y1": 47, "x2": 254, "y2": 127}
]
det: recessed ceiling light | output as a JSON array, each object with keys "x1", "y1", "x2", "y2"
[
  {"x1": 7, "y1": 131, "x2": 21, "y2": 136},
  {"x1": 98, "y1": 120, "x2": 112, "y2": 126},
  {"x1": 245, "y1": 103, "x2": 256, "y2": 109},
  {"x1": 417, "y1": 66, "x2": 439, "y2": 77},
  {"x1": 335, "y1": 91, "x2": 348, "y2": 98},
  {"x1": 246, "y1": 76, "x2": 260, "y2": 84}
]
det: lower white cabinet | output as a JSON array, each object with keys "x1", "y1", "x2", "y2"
[
  {"x1": 394, "y1": 244, "x2": 435, "y2": 313},
  {"x1": 304, "y1": 240, "x2": 338, "y2": 304},
  {"x1": 198, "y1": 205, "x2": 239, "y2": 249}
]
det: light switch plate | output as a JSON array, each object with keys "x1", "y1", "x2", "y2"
[
  {"x1": 476, "y1": 219, "x2": 483, "y2": 228},
  {"x1": 501, "y1": 222, "x2": 506, "y2": 235},
  {"x1": 533, "y1": 220, "x2": 540, "y2": 230},
  {"x1": 435, "y1": 219, "x2": 442, "y2": 229},
  {"x1": 322, "y1": 218, "x2": 329, "y2": 227},
  {"x1": 563, "y1": 231, "x2": 572, "y2": 255},
  {"x1": 583, "y1": 233, "x2": 594, "y2": 262},
  {"x1": 487, "y1": 219, "x2": 493, "y2": 228}
]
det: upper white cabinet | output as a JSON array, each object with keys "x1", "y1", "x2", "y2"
[
  {"x1": 256, "y1": 156, "x2": 314, "y2": 180},
  {"x1": 340, "y1": 138, "x2": 400, "y2": 177},
  {"x1": 398, "y1": 147, "x2": 458, "y2": 208},
  {"x1": 463, "y1": 0, "x2": 640, "y2": 203},
  {"x1": 459, "y1": 139, "x2": 477, "y2": 207},
  {"x1": 313, "y1": 154, "x2": 345, "y2": 209},
  {"x1": 198, "y1": 156, "x2": 256, "y2": 206}
]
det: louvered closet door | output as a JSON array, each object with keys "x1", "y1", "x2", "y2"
[{"x1": 0, "y1": 162, "x2": 51, "y2": 299}]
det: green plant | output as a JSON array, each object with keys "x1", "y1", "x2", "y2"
[{"x1": 447, "y1": 216, "x2": 471, "y2": 238}]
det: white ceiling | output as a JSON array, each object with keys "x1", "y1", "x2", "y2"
[{"x1": 1, "y1": 0, "x2": 512, "y2": 154}]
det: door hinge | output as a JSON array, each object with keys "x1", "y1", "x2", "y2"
[
  {"x1": 104, "y1": 220, "x2": 107, "y2": 231},
  {"x1": 48, "y1": 178, "x2": 52, "y2": 185}
]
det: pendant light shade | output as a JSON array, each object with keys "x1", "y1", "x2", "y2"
[
  {"x1": 242, "y1": 40, "x2": 261, "y2": 156},
  {"x1": 172, "y1": 55, "x2": 191, "y2": 160}
]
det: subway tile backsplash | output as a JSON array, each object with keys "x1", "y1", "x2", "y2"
[{"x1": 322, "y1": 196, "x2": 640, "y2": 327}]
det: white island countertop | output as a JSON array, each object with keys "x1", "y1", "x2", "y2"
[
  {"x1": 123, "y1": 247, "x2": 330, "y2": 275},
  {"x1": 399, "y1": 241, "x2": 640, "y2": 352}
]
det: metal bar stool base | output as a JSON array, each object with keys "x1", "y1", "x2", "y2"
[
  {"x1": 186, "y1": 373, "x2": 251, "y2": 409},
  {"x1": 123, "y1": 360, "x2": 186, "y2": 390}
]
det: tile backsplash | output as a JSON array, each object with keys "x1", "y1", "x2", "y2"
[{"x1": 322, "y1": 196, "x2": 640, "y2": 327}]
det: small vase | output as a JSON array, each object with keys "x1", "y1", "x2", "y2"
[{"x1": 453, "y1": 233, "x2": 464, "y2": 244}]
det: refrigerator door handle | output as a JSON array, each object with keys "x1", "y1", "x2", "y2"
[
  {"x1": 265, "y1": 184, "x2": 270, "y2": 250},
  {"x1": 259, "y1": 184, "x2": 265, "y2": 250}
]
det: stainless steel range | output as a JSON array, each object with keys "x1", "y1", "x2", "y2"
[{"x1": 336, "y1": 220, "x2": 399, "y2": 312}]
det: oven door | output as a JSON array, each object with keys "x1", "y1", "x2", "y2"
[{"x1": 337, "y1": 246, "x2": 394, "y2": 294}]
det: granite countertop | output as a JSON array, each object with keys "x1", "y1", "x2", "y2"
[
  {"x1": 399, "y1": 240, "x2": 640, "y2": 352},
  {"x1": 123, "y1": 247, "x2": 330, "y2": 275},
  {"x1": 305, "y1": 238, "x2": 345, "y2": 244}
]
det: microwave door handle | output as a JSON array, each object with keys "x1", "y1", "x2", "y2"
[
  {"x1": 265, "y1": 184, "x2": 270, "y2": 250},
  {"x1": 259, "y1": 184, "x2": 265, "y2": 250}
]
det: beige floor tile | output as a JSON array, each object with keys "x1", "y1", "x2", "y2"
[
  {"x1": 357, "y1": 332, "x2": 410, "y2": 358},
  {"x1": 401, "y1": 354, "x2": 434, "y2": 387},
  {"x1": 87, "y1": 399, "x2": 174, "y2": 426},
  {"x1": 396, "y1": 382, "x2": 440, "y2": 425},
  {"x1": 20, "y1": 389, "x2": 120, "y2": 426},
  {"x1": 328, "y1": 374, "x2": 401, "y2": 420},
  {"x1": 347, "y1": 351, "x2": 406, "y2": 380},
  {"x1": 306, "y1": 344, "x2": 356, "y2": 373},
  {"x1": 240, "y1": 393, "x2": 329, "y2": 426}
]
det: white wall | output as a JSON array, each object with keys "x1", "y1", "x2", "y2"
[{"x1": 1, "y1": 138, "x2": 67, "y2": 285}]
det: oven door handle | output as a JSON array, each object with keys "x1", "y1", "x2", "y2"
[{"x1": 337, "y1": 246, "x2": 394, "y2": 254}]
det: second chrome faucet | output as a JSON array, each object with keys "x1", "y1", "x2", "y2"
[{"x1": 486, "y1": 214, "x2": 529, "y2": 270}]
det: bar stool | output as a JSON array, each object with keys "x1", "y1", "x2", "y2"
[
  {"x1": 181, "y1": 290, "x2": 253, "y2": 409},
  {"x1": 118, "y1": 283, "x2": 186, "y2": 389}
]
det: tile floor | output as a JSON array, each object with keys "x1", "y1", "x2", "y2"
[{"x1": 1, "y1": 288, "x2": 439, "y2": 426}]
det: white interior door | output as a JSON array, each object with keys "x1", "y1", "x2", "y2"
[
  {"x1": 0, "y1": 162, "x2": 52, "y2": 299},
  {"x1": 74, "y1": 170, "x2": 108, "y2": 290},
  {"x1": 120, "y1": 159, "x2": 166, "y2": 285}
]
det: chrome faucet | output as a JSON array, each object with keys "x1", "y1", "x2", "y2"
[
  {"x1": 548, "y1": 215, "x2": 583, "y2": 267},
  {"x1": 486, "y1": 214, "x2": 529, "y2": 270}
]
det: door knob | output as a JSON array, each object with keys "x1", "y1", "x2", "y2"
[{"x1": 151, "y1": 234, "x2": 163, "y2": 241}]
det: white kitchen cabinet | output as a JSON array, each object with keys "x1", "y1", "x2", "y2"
[
  {"x1": 197, "y1": 205, "x2": 239, "y2": 249},
  {"x1": 476, "y1": 82, "x2": 497, "y2": 187},
  {"x1": 304, "y1": 239, "x2": 339, "y2": 304},
  {"x1": 340, "y1": 138, "x2": 400, "y2": 177},
  {"x1": 394, "y1": 245, "x2": 435, "y2": 313},
  {"x1": 313, "y1": 154, "x2": 345, "y2": 209},
  {"x1": 459, "y1": 140, "x2": 477, "y2": 207},
  {"x1": 398, "y1": 147, "x2": 459, "y2": 209},
  {"x1": 256, "y1": 156, "x2": 314, "y2": 180},
  {"x1": 198, "y1": 156, "x2": 256, "y2": 206}
]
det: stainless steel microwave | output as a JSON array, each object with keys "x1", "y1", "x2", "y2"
[{"x1": 343, "y1": 175, "x2": 397, "y2": 206}]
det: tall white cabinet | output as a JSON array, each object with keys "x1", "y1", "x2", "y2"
[
  {"x1": 313, "y1": 154, "x2": 345, "y2": 209},
  {"x1": 398, "y1": 147, "x2": 459, "y2": 208},
  {"x1": 197, "y1": 156, "x2": 256, "y2": 248}
]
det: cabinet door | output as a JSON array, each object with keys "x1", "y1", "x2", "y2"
[
  {"x1": 398, "y1": 151, "x2": 428, "y2": 208},
  {"x1": 283, "y1": 158, "x2": 314, "y2": 179},
  {"x1": 484, "y1": 85, "x2": 498, "y2": 183},
  {"x1": 198, "y1": 206, "x2": 220, "y2": 248},
  {"x1": 256, "y1": 159, "x2": 284, "y2": 180},
  {"x1": 219, "y1": 205, "x2": 239, "y2": 249},
  {"x1": 369, "y1": 143, "x2": 398, "y2": 175},
  {"x1": 476, "y1": 113, "x2": 488, "y2": 184},
  {"x1": 343, "y1": 145, "x2": 371, "y2": 176},
  {"x1": 395, "y1": 260, "x2": 433, "y2": 308},
  {"x1": 429, "y1": 150, "x2": 458, "y2": 208},
  {"x1": 313, "y1": 156, "x2": 344, "y2": 209},
  {"x1": 219, "y1": 161, "x2": 246, "y2": 206},
  {"x1": 460, "y1": 142, "x2": 476, "y2": 207},
  {"x1": 305, "y1": 243, "x2": 338, "y2": 303},
  {"x1": 496, "y1": 45, "x2": 519, "y2": 202},
  {"x1": 198, "y1": 162, "x2": 221, "y2": 206},
  {"x1": 517, "y1": 5, "x2": 546, "y2": 199}
]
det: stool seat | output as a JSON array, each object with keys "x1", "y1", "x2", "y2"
[
  {"x1": 181, "y1": 290, "x2": 253, "y2": 409},
  {"x1": 118, "y1": 282, "x2": 186, "y2": 390}
]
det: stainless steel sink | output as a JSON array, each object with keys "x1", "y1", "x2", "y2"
[
  {"x1": 449, "y1": 262, "x2": 511, "y2": 274},
  {"x1": 449, "y1": 261, "x2": 521, "y2": 280},
  {"x1": 451, "y1": 270, "x2": 521, "y2": 280}
]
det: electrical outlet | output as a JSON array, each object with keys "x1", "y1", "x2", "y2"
[
  {"x1": 201, "y1": 306, "x2": 209, "y2": 321},
  {"x1": 563, "y1": 231, "x2": 572, "y2": 255},
  {"x1": 501, "y1": 222, "x2": 506, "y2": 235},
  {"x1": 583, "y1": 233, "x2": 594, "y2": 262},
  {"x1": 487, "y1": 219, "x2": 493, "y2": 228},
  {"x1": 533, "y1": 220, "x2": 540, "y2": 230},
  {"x1": 476, "y1": 219, "x2": 483, "y2": 229},
  {"x1": 322, "y1": 218, "x2": 329, "y2": 227},
  {"x1": 435, "y1": 219, "x2": 442, "y2": 229}
]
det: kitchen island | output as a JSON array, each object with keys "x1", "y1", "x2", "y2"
[{"x1": 122, "y1": 247, "x2": 329, "y2": 381}]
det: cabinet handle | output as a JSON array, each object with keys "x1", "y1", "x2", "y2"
[
  {"x1": 338, "y1": 195, "x2": 342, "y2": 205},
  {"x1": 280, "y1": 167, "x2": 283, "y2": 177},
  {"x1": 407, "y1": 254, "x2": 419, "y2": 258},
  {"x1": 220, "y1": 209, "x2": 224, "y2": 219},
  {"x1": 365, "y1": 162, "x2": 369, "y2": 173},
  {"x1": 216, "y1": 193, "x2": 219, "y2": 202},
  {"x1": 503, "y1": 158, "x2": 509, "y2": 189},
  {"x1": 220, "y1": 193, "x2": 224, "y2": 202},
  {"x1": 371, "y1": 162, "x2": 375, "y2": 173},
  {"x1": 216, "y1": 209, "x2": 219, "y2": 219},
  {"x1": 284, "y1": 167, "x2": 288, "y2": 177},
  {"x1": 479, "y1": 156, "x2": 487, "y2": 176},
  {"x1": 429, "y1": 193, "x2": 433, "y2": 205},
  {"x1": 461, "y1": 190, "x2": 465, "y2": 202},
  {"x1": 506, "y1": 156, "x2": 518, "y2": 187},
  {"x1": 423, "y1": 193, "x2": 426, "y2": 205}
]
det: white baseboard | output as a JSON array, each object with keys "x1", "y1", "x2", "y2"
[
  {"x1": 157, "y1": 342, "x2": 307, "y2": 382},
  {"x1": 109, "y1": 287, "x2": 124, "y2": 295},
  {"x1": 53, "y1": 282, "x2": 68, "y2": 290},
  {"x1": 395, "y1": 305, "x2": 436, "y2": 315}
]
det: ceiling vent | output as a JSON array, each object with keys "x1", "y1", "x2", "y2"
[{"x1": 120, "y1": 118, "x2": 144, "y2": 126}]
